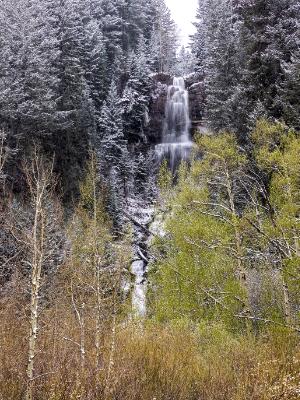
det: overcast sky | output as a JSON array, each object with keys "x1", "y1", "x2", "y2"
[{"x1": 165, "y1": 0, "x2": 198, "y2": 48}]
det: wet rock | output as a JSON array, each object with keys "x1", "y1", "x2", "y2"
[
  {"x1": 150, "y1": 73, "x2": 173, "y2": 86},
  {"x1": 146, "y1": 74, "x2": 171, "y2": 144},
  {"x1": 188, "y1": 81, "x2": 206, "y2": 135}
]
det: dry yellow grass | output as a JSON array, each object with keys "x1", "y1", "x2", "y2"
[{"x1": 1, "y1": 296, "x2": 299, "y2": 400}]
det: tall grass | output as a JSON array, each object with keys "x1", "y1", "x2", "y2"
[{"x1": 1, "y1": 294, "x2": 299, "y2": 400}]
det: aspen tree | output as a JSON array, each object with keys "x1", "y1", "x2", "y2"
[
  {"x1": 23, "y1": 149, "x2": 59, "y2": 400},
  {"x1": 65, "y1": 153, "x2": 131, "y2": 382},
  {"x1": 194, "y1": 133, "x2": 252, "y2": 316},
  {"x1": 153, "y1": 123, "x2": 300, "y2": 332},
  {"x1": 251, "y1": 120, "x2": 300, "y2": 326},
  {"x1": 152, "y1": 134, "x2": 249, "y2": 326}
]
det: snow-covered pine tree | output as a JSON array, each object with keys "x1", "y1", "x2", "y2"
[
  {"x1": 123, "y1": 0, "x2": 159, "y2": 51},
  {"x1": 206, "y1": 0, "x2": 240, "y2": 132},
  {"x1": 236, "y1": 0, "x2": 298, "y2": 131},
  {"x1": 275, "y1": 0, "x2": 300, "y2": 129},
  {"x1": 98, "y1": 81, "x2": 126, "y2": 169},
  {"x1": 96, "y1": 0, "x2": 125, "y2": 72},
  {"x1": 48, "y1": 0, "x2": 92, "y2": 199},
  {"x1": 80, "y1": 4, "x2": 110, "y2": 119},
  {"x1": 0, "y1": 0, "x2": 60, "y2": 140},
  {"x1": 280, "y1": 51, "x2": 300, "y2": 130},
  {"x1": 173, "y1": 46, "x2": 196, "y2": 77},
  {"x1": 121, "y1": 40, "x2": 152, "y2": 142},
  {"x1": 150, "y1": 0, "x2": 178, "y2": 74},
  {"x1": 191, "y1": 2, "x2": 207, "y2": 78},
  {"x1": 192, "y1": 0, "x2": 240, "y2": 133},
  {"x1": 134, "y1": 150, "x2": 156, "y2": 199}
]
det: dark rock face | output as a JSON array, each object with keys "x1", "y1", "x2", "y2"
[
  {"x1": 145, "y1": 74, "x2": 170, "y2": 144},
  {"x1": 185, "y1": 72, "x2": 206, "y2": 135},
  {"x1": 151, "y1": 73, "x2": 173, "y2": 86},
  {"x1": 188, "y1": 81, "x2": 205, "y2": 134}
]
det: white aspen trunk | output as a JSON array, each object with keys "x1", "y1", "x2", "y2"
[
  {"x1": 71, "y1": 281, "x2": 85, "y2": 372},
  {"x1": 26, "y1": 180, "x2": 46, "y2": 400},
  {"x1": 95, "y1": 315, "x2": 102, "y2": 370},
  {"x1": 26, "y1": 269, "x2": 41, "y2": 400},
  {"x1": 91, "y1": 156, "x2": 103, "y2": 370}
]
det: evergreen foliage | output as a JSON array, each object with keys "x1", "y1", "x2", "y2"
[
  {"x1": 0, "y1": 0, "x2": 176, "y2": 201},
  {"x1": 191, "y1": 0, "x2": 300, "y2": 137}
]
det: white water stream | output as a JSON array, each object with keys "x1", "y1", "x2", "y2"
[{"x1": 131, "y1": 259, "x2": 147, "y2": 317}]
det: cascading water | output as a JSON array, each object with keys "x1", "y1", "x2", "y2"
[
  {"x1": 156, "y1": 77, "x2": 193, "y2": 170},
  {"x1": 131, "y1": 258, "x2": 147, "y2": 317},
  {"x1": 130, "y1": 77, "x2": 193, "y2": 318}
]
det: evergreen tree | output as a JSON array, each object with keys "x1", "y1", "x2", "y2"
[
  {"x1": 173, "y1": 46, "x2": 196, "y2": 77},
  {"x1": 121, "y1": 0, "x2": 150, "y2": 52},
  {"x1": 0, "y1": 0, "x2": 60, "y2": 139},
  {"x1": 191, "y1": 2, "x2": 207, "y2": 77},
  {"x1": 96, "y1": 0, "x2": 125, "y2": 70},
  {"x1": 150, "y1": 0, "x2": 178, "y2": 73},
  {"x1": 81, "y1": 12, "x2": 109, "y2": 117},
  {"x1": 191, "y1": 0, "x2": 300, "y2": 137},
  {"x1": 280, "y1": 52, "x2": 300, "y2": 130},
  {"x1": 191, "y1": 0, "x2": 241, "y2": 133},
  {"x1": 121, "y1": 41, "x2": 152, "y2": 142},
  {"x1": 205, "y1": 0, "x2": 240, "y2": 131},
  {"x1": 234, "y1": 0, "x2": 299, "y2": 132},
  {"x1": 134, "y1": 150, "x2": 156, "y2": 199},
  {"x1": 98, "y1": 81, "x2": 126, "y2": 169},
  {"x1": 48, "y1": 0, "x2": 92, "y2": 199}
]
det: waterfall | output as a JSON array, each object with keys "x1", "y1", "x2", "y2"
[
  {"x1": 130, "y1": 78, "x2": 192, "y2": 319},
  {"x1": 156, "y1": 77, "x2": 193, "y2": 170}
]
